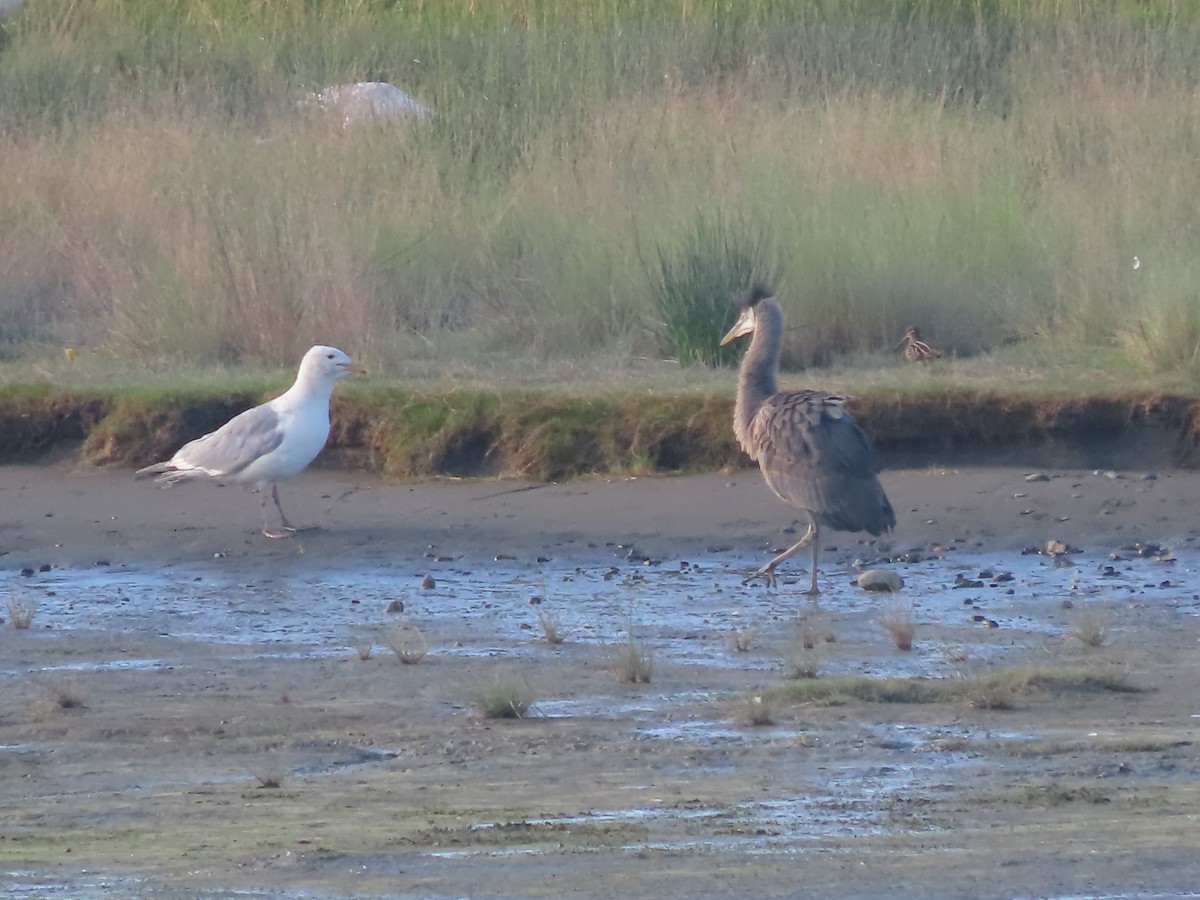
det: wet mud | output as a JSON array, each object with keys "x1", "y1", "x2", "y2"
[{"x1": 2, "y1": 466, "x2": 1200, "y2": 898}]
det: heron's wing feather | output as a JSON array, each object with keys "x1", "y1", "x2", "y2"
[
  {"x1": 171, "y1": 404, "x2": 285, "y2": 477},
  {"x1": 750, "y1": 391, "x2": 895, "y2": 534}
]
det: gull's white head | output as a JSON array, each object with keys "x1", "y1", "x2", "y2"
[{"x1": 297, "y1": 345, "x2": 368, "y2": 384}]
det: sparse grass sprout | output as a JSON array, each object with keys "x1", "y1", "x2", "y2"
[
  {"x1": 879, "y1": 601, "x2": 917, "y2": 651},
  {"x1": 8, "y1": 596, "x2": 37, "y2": 630},
  {"x1": 385, "y1": 624, "x2": 428, "y2": 665},
  {"x1": 470, "y1": 675, "x2": 538, "y2": 720}
]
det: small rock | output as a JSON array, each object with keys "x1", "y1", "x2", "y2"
[
  {"x1": 38, "y1": 563, "x2": 51, "y2": 573},
  {"x1": 857, "y1": 569, "x2": 904, "y2": 593},
  {"x1": 1060, "y1": 599, "x2": 1074, "y2": 609},
  {"x1": 1025, "y1": 473, "x2": 1050, "y2": 482},
  {"x1": 385, "y1": 599, "x2": 405, "y2": 614},
  {"x1": 19, "y1": 567, "x2": 33, "y2": 577},
  {"x1": 421, "y1": 575, "x2": 436, "y2": 590},
  {"x1": 1139, "y1": 473, "x2": 1158, "y2": 481},
  {"x1": 529, "y1": 596, "x2": 543, "y2": 605},
  {"x1": 1045, "y1": 539, "x2": 1075, "y2": 557}
]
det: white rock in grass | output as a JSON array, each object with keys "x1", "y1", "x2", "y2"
[
  {"x1": 0, "y1": 0, "x2": 24, "y2": 23},
  {"x1": 857, "y1": 568, "x2": 904, "y2": 593},
  {"x1": 310, "y1": 82, "x2": 432, "y2": 127}
]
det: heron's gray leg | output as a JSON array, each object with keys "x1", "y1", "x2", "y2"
[
  {"x1": 744, "y1": 522, "x2": 817, "y2": 588},
  {"x1": 803, "y1": 522, "x2": 822, "y2": 596},
  {"x1": 260, "y1": 485, "x2": 295, "y2": 539}
]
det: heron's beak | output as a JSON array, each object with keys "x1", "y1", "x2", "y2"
[{"x1": 720, "y1": 307, "x2": 756, "y2": 346}]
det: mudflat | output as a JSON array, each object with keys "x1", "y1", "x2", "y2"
[{"x1": 2, "y1": 461, "x2": 1200, "y2": 899}]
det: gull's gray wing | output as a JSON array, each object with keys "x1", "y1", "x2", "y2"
[{"x1": 171, "y1": 404, "x2": 285, "y2": 477}]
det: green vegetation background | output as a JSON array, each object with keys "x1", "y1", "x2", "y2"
[{"x1": 1, "y1": 1, "x2": 1198, "y2": 474}]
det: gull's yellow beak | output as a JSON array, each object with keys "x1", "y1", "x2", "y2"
[{"x1": 347, "y1": 360, "x2": 369, "y2": 376}]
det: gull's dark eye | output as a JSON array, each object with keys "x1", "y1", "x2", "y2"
[{"x1": 327, "y1": 353, "x2": 335, "y2": 359}]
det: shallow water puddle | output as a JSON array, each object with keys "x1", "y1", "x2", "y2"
[{"x1": 3, "y1": 547, "x2": 1196, "y2": 680}]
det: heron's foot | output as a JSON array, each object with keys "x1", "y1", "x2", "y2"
[
  {"x1": 262, "y1": 527, "x2": 296, "y2": 540},
  {"x1": 742, "y1": 566, "x2": 779, "y2": 588},
  {"x1": 802, "y1": 585, "x2": 822, "y2": 598}
]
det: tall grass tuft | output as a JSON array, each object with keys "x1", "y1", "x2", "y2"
[{"x1": 649, "y1": 212, "x2": 782, "y2": 367}]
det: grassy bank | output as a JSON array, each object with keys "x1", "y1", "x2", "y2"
[
  {"x1": 1, "y1": 1, "x2": 1200, "y2": 380},
  {"x1": 4, "y1": 367, "x2": 1198, "y2": 478}
]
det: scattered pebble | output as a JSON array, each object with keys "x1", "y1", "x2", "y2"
[
  {"x1": 385, "y1": 599, "x2": 405, "y2": 614},
  {"x1": 19, "y1": 567, "x2": 33, "y2": 577},
  {"x1": 954, "y1": 574, "x2": 985, "y2": 589},
  {"x1": 1024, "y1": 473, "x2": 1050, "y2": 482},
  {"x1": 857, "y1": 569, "x2": 904, "y2": 593},
  {"x1": 421, "y1": 575, "x2": 436, "y2": 590}
]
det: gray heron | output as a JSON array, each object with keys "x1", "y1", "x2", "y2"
[{"x1": 721, "y1": 285, "x2": 896, "y2": 594}]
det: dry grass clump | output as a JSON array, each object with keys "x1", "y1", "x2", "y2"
[
  {"x1": 349, "y1": 628, "x2": 375, "y2": 661},
  {"x1": 470, "y1": 675, "x2": 538, "y2": 720},
  {"x1": 729, "y1": 629, "x2": 754, "y2": 653},
  {"x1": 786, "y1": 648, "x2": 823, "y2": 680},
  {"x1": 879, "y1": 601, "x2": 917, "y2": 651},
  {"x1": 385, "y1": 623, "x2": 428, "y2": 665},
  {"x1": 8, "y1": 595, "x2": 37, "y2": 630},
  {"x1": 797, "y1": 616, "x2": 836, "y2": 651},
  {"x1": 941, "y1": 644, "x2": 972, "y2": 665},
  {"x1": 1068, "y1": 612, "x2": 1111, "y2": 649},
  {"x1": 614, "y1": 625, "x2": 654, "y2": 684},
  {"x1": 537, "y1": 611, "x2": 568, "y2": 645},
  {"x1": 739, "y1": 694, "x2": 775, "y2": 727}
]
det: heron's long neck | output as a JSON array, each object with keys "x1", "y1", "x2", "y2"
[{"x1": 735, "y1": 302, "x2": 782, "y2": 450}]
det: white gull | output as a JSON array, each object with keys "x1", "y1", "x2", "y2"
[{"x1": 136, "y1": 345, "x2": 366, "y2": 538}]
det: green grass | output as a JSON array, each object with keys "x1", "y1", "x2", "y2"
[
  {"x1": 2, "y1": 369, "x2": 1199, "y2": 474},
  {"x1": 765, "y1": 665, "x2": 1141, "y2": 709},
  {"x1": 1, "y1": 2, "x2": 1200, "y2": 380}
]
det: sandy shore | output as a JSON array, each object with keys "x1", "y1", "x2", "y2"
[
  {"x1": 4, "y1": 460, "x2": 1200, "y2": 899},
  {"x1": 1, "y1": 460, "x2": 1192, "y2": 571}
]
